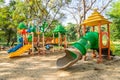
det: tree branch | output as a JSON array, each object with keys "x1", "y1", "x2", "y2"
[
  {"x1": 45, "y1": 0, "x2": 50, "y2": 9},
  {"x1": 45, "y1": 7, "x2": 62, "y2": 32},
  {"x1": 45, "y1": 4, "x2": 58, "y2": 20},
  {"x1": 86, "y1": 0, "x2": 97, "y2": 12},
  {"x1": 100, "y1": 0, "x2": 113, "y2": 13},
  {"x1": 25, "y1": 0, "x2": 38, "y2": 18},
  {"x1": 68, "y1": 9, "x2": 79, "y2": 24}
]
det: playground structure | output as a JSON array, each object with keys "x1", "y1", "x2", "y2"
[
  {"x1": 52, "y1": 24, "x2": 67, "y2": 49},
  {"x1": 41, "y1": 24, "x2": 67, "y2": 50},
  {"x1": 7, "y1": 22, "x2": 67, "y2": 58},
  {"x1": 8, "y1": 22, "x2": 35, "y2": 57},
  {"x1": 56, "y1": 9, "x2": 114, "y2": 69}
]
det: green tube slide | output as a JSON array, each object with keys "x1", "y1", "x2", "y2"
[{"x1": 56, "y1": 32, "x2": 99, "y2": 69}]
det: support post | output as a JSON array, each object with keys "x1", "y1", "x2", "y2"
[
  {"x1": 58, "y1": 32, "x2": 60, "y2": 50},
  {"x1": 107, "y1": 24, "x2": 111, "y2": 60},
  {"x1": 98, "y1": 22, "x2": 102, "y2": 63},
  {"x1": 53, "y1": 33, "x2": 55, "y2": 52},
  {"x1": 83, "y1": 25, "x2": 86, "y2": 35},
  {"x1": 82, "y1": 25, "x2": 86, "y2": 61},
  {"x1": 42, "y1": 32, "x2": 45, "y2": 54},
  {"x1": 92, "y1": 26, "x2": 95, "y2": 31},
  {"x1": 43, "y1": 32, "x2": 45, "y2": 48},
  {"x1": 92, "y1": 26, "x2": 96, "y2": 58},
  {"x1": 32, "y1": 32, "x2": 34, "y2": 55},
  {"x1": 37, "y1": 32, "x2": 40, "y2": 46},
  {"x1": 64, "y1": 33, "x2": 67, "y2": 48},
  {"x1": 22, "y1": 35, "x2": 24, "y2": 46}
]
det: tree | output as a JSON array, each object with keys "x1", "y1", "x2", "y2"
[
  {"x1": 0, "y1": 0, "x2": 23, "y2": 45},
  {"x1": 65, "y1": 0, "x2": 113, "y2": 38},
  {"x1": 13, "y1": 0, "x2": 71, "y2": 31},
  {"x1": 0, "y1": 0, "x2": 4, "y2": 7},
  {"x1": 65, "y1": 23, "x2": 77, "y2": 41},
  {"x1": 0, "y1": 6, "x2": 14, "y2": 45},
  {"x1": 45, "y1": 20, "x2": 60, "y2": 37},
  {"x1": 0, "y1": 0, "x2": 71, "y2": 45},
  {"x1": 107, "y1": 0, "x2": 120, "y2": 40}
]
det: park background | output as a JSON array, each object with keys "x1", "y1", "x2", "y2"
[{"x1": 0, "y1": 0, "x2": 120, "y2": 55}]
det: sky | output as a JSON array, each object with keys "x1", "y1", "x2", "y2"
[{"x1": 4, "y1": 0, "x2": 10, "y2": 5}]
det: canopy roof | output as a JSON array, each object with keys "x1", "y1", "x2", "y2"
[
  {"x1": 18, "y1": 22, "x2": 27, "y2": 29},
  {"x1": 53, "y1": 24, "x2": 66, "y2": 33},
  {"x1": 81, "y1": 9, "x2": 111, "y2": 26}
]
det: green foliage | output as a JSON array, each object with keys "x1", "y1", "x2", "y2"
[
  {"x1": 113, "y1": 42, "x2": 120, "y2": 56},
  {"x1": 53, "y1": 24, "x2": 66, "y2": 34},
  {"x1": 12, "y1": 0, "x2": 28, "y2": 23},
  {"x1": 0, "y1": 0, "x2": 4, "y2": 2},
  {"x1": 44, "y1": 20, "x2": 60, "y2": 37},
  {"x1": 107, "y1": 1, "x2": 120, "y2": 41},
  {"x1": 65, "y1": 23, "x2": 77, "y2": 42},
  {"x1": 0, "y1": 0, "x2": 4, "y2": 6},
  {"x1": 50, "y1": 20, "x2": 60, "y2": 30},
  {"x1": 0, "y1": 1, "x2": 18, "y2": 45},
  {"x1": 45, "y1": 31, "x2": 53, "y2": 37},
  {"x1": 0, "y1": 0, "x2": 71, "y2": 44}
]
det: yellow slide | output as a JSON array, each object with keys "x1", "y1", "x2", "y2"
[{"x1": 8, "y1": 44, "x2": 32, "y2": 58}]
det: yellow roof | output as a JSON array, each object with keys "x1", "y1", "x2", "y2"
[{"x1": 81, "y1": 9, "x2": 111, "y2": 26}]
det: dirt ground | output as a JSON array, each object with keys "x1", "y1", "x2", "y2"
[{"x1": 0, "y1": 50, "x2": 120, "y2": 80}]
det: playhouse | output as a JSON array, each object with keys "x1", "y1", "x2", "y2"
[
  {"x1": 56, "y1": 9, "x2": 114, "y2": 69},
  {"x1": 81, "y1": 9, "x2": 111, "y2": 62}
]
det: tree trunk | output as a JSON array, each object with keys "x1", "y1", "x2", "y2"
[
  {"x1": 82, "y1": 0, "x2": 86, "y2": 20},
  {"x1": 77, "y1": 25, "x2": 83, "y2": 39},
  {"x1": 77, "y1": 30, "x2": 81, "y2": 39},
  {"x1": 6, "y1": 29, "x2": 12, "y2": 46}
]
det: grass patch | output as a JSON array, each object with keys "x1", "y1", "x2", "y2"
[{"x1": 114, "y1": 51, "x2": 120, "y2": 56}]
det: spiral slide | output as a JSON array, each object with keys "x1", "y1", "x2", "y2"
[
  {"x1": 56, "y1": 32, "x2": 99, "y2": 69},
  {"x1": 8, "y1": 44, "x2": 32, "y2": 58}
]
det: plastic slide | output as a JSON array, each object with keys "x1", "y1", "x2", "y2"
[
  {"x1": 8, "y1": 44, "x2": 23, "y2": 53},
  {"x1": 56, "y1": 32, "x2": 99, "y2": 69},
  {"x1": 8, "y1": 44, "x2": 32, "y2": 58}
]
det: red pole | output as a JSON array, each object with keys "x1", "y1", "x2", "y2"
[
  {"x1": 92, "y1": 26, "x2": 96, "y2": 58},
  {"x1": 82, "y1": 25, "x2": 87, "y2": 61},
  {"x1": 98, "y1": 22, "x2": 102, "y2": 63},
  {"x1": 107, "y1": 24, "x2": 111, "y2": 60}
]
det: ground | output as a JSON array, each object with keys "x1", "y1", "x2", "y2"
[{"x1": 0, "y1": 50, "x2": 120, "y2": 80}]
